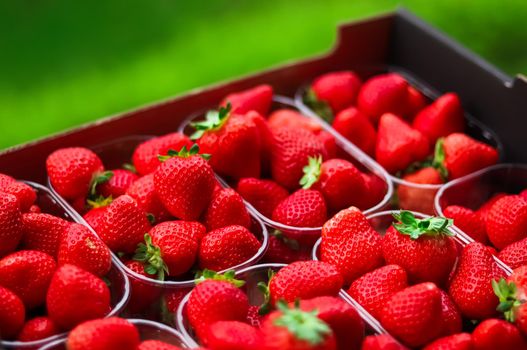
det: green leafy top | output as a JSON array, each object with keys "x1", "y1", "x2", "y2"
[
  {"x1": 273, "y1": 300, "x2": 332, "y2": 345},
  {"x1": 257, "y1": 269, "x2": 276, "y2": 315},
  {"x1": 190, "y1": 103, "x2": 232, "y2": 140},
  {"x1": 299, "y1": 156, "x2": 322, "y2": 189},
  {"x1": 89, "y1": 171, "x2": 114, "y2": 198},
  {"x1": 87, "y1": 195, "x2": 113, "y2": 209},
  {"x1": 304, "y1": 88, "x2": 333, "y2": 123},
  {"x1": 157, "y1": 144, "x2": 210, "y2": 162},
  {"x1": 194, "y1": 269, "x2": 245, "y2": 288},
  {"x1": 392, "y1": 211, "x2": 454, "y2": 240},
  {"x1": 123, "y1": 163, "x2": 137, "y2": 174},
  {"x1": 492, "y1": 278, "x2": 523, "y2": 322},
  {"x1": 432, "y1": 138, "x2": 448, "y2": 181},
  {"x1": 133, "y1": 233, "x2": 169, "y2": 281}
]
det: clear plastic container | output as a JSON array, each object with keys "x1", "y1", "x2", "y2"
[
  {"x1": 178, "y1": 95, "x2": 394, "y2": 248},
  {"x1": 175, "y1": 263, "x2": 395, "y2": 348},
  {"x1": 1, "y1": 181, "x2": 130, "y2": 350},
  {"x1": 294, "y1": 67, "x2": 503, "y2": 215},
  {"x1": 38, "y1": 319, "x2": 192, "y2": 349}
]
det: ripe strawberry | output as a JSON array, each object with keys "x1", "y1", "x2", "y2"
[
  {"x1": 0, "y1": 175, "x2": 36, "y2": 212},
  {"x1": 0, "y1": 192, "x2": 22, "y2": 257},
  {"x1": 138, "y1": 340, "x2": 185, "y2": 350},
  {"x1": 199, "y1": 225, "x2": 260, "y2": 272},
  {"x1": 132, "y1": 133, "x2": 193, "y2": 176},
  {"x1": 202, "y1": 320, "x2": 262, "y2": 349},
  {"x1": 263, "y1": 232, "x2": 311, "y2": 264},
  {"x1": 123, "y1": 260, "x2": 161, "y2": 314},
  {"x1": 220, "y1": 84, "x2": 274, "y2": 116},
  {"x1": 308, "y1": 70, "x2": 362, "y2": 117},
  {"x1": 476, "y1": 192, "x2": 507, "y2": 223},
  {"x1": 270, "y1": 127, "x2": 328, "y2": 190},
  {"x1": 422, "y1": 333, "x2": 473, "y2": 350},
  {"x1": 203, "y1": 188, "x2": 251, "y2": 230},
  {"x1": 316, "y1": 130, "x2": 337, "y2": 159},
  {"x1": 348, "y1": 264, "x2": 408, "y2": 319},
  {"x1": 17, "y1": 316, "x2": 59, "y2": 342},
  {"x1": 243, "y1": 110, "x2": 275, "y2": 172},
  {"x1": 236, "y1": 177, "x2": 289, "y2": 218},
  {"x1": 46, "y1": 264, "x2": 111, "y2": 330},
  {"x1": 46, "y1": 147, "x2": 104, "y2": 200},
  {"x1": 247, "y1": 305, "x2": 263, "y2": 328},
  {"x1": 381, "y1": 211, "x2": 457, "y2": 286},
  {"x1": 405, "y1": 85, "x2": 427, "y2": 117},
  {"x1": 126, "y1": 174, "x2": 169, "y2": 222},
  {"x1": 358, "y1": 173, "x2": 386, "y2": 209},
  {"x1": 515, "y1": 303, "x2": 527, "y2": 337},
  {"x1": 448, "y1": 242, "x2": 503, "y2": 320},
  {"x1": 486, "y1": 195, "x2": 527, "y2": 249},
  {"x1": 97, "y1": 194, "x2": 151, "y2": 253},
  {"x1": 412, "y1": 93, "x2": 465, "y2": 144},
  {"x1": 375, "y1": 113, "x2": 430, "y2": 174},
  {"x1": 29, "y1": 204, "x2": 41, "y2": 213},
  {"x1": 0, "y1": 285, "x2": 25, "y2": 339},
  {"x1": 83, "y1": 201, "x2": 110, "y2": 234},
  {"x1": 521, "y1": 189, "x2": 527, "y2": 201},
  {"x1": 20, "y1": 212, "x2": 71, "y2": 258},
  {"x1": 0, "y1": 250, "x2": 56, "y2": 309},
  {"x1": 97, "y1": 169, "x2": 138, "y2": 198},
  {"x1": 439, "y1": 290, "x2": 462, "y2": 336},
  {"x1": 268, "y1": 109, "x2": 322, "y2": 133},
  {"x1": 154, "y1": 144, "x2": 216, "y2": 220},
  {"x1": 66, "y1": 317, "x2": 140, "y2": 350},
  {"x1": 161, "y1": 288, "x2": 191, "y2": 325},
  {"x1": 58, "y1": 223, "x2": 111, "y2": 276},
  {"x1": 397, "y1": 167, "x2": 443, "y2": 214},
  {"x1": 498, "y1": 237, "x2": 527, "y2": 269},
  {"x1": 472, "y1": 319, "x2": 527, "y2": 350},
  {"x1": 272, "y1": 189, "x2": 327, "y2": 228},
  {"x1": 492, "y1": 277, "x2": 527, "y2": 337},
  {"x1": 300, "y1": 157, "x2": 367, "y2": 213},
  {"x1": 331, "y1": 106, "x2": 376, "y2": 156},
  {"x1": 509, "y1": 265, "x2": 527, "y2": 291},
  {"x1": 360, "y1": 334, "x2": 407, "y2": 350},
  {"x1": 320, "y1": 207, "x2": 384, "y2": 285},
  {"x1": 443, "y1": 205, "x2": 488, "y2": 243},
  {"x1": 441, "y1": 133, "x2": 498, "y2": 179}
]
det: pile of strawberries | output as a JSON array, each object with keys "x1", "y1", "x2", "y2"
[{"x1": 0, "y1": 174, "x2": 117, "y2": 343}]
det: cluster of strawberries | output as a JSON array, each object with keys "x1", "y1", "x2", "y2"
[{"x1": 0, "y1": 174, "x2": 116, "y2": 343}]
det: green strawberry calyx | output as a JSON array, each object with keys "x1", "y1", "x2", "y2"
[
  {"x1": 271, "y1": 229, "x2": 300, "y2": 251},
  {"x1": 123, "y1": 163, "x2": 137, "y2": 174},
  {"x1": 492, "y1": 278, "x2": 524, "y2": 322},
  {"x1": 158, "y1": 144, "x2": 210, "y2": 162},
  {"x1": 432, "y1": 138, "x2": 449, "y2": 181},
  {"x1": 273, "y1": 300, "x2": 332, "y2": 345},
  {"x1": 133, "y1": 233, "x2": 169, "y2": 281},
  {"x1": 88, "y1": 171, "x2": 114, "y2": 198},
  {"x1": 392, "y1": 211, "x2": 454, "y2": 240},
  {"x1": 257, "y1": 269, "x2": 277, "y2": 315},
  {"x1": 86, "y1": 195, "x2": 113, "y2": 209},
  {"x1": 194, "y1": 269, "x2": 245, "y2": 288},
  {"x1": 190, "y1": 103, "x2": 232, "y2": 140},
  {"x1": 299, "y1": 155, "x2": 323, "y2": 189},
  {"x1": 304, "y1": 88, "x2": 334, "y2": 123}
]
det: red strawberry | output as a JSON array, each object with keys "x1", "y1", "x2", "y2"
[
  {"x1": 154, "y1": 144, "x2": 216, "y2": 220},
  {"x1": 516, "y1": 303, "x2": 527, "y2": 337},
  {"x1": 380, "y1": 282, "x2": 443, "y2": 348},
  {"x1": 492, "y1": 277, "x2": 527, "y2": 337},
  {"x1": 202, "y1": 320, "x2": 262, "y2": 349},
  {"x1": 0, "y1": 175, "x2": 36, "y2": 212},
  {"x1": 97, "y1": 194, "x2": 151, "y2": 253},
  {"x1": 83, "y1": 203, "x2": 110, "y2": 235},
  {"x1": 472, "y1": 319, "x2": 527, "y2": 350},
  {"x1": 236, "y1": 178, "x2": 289, "y2": 218},
  {"x1": 270, "y1": 127, "x2": 328, "y2": 190},
  {"x1": 381, "y1": 211, "x2": 457, "y2": 286},
  {"x1": 247, "y1": 305, "x2": 263, "y2": 328},
  {"x1": 132, "y1": 132, "x2": 193, "y2": 176},
  {"x1": 58, "y1": 223, "x2": 111, "y2": 276},
  {"x1": 97, "y1": 169, "x2": 138, "y2": 198},
  {"x1": 441, "y1": 133, "x2": 498, "y2": 179},
  {"x1": 199, "y1": 225, "x2": 260, "y2": 272},
  {"x1": 0, "y1": 285, "x2": 25, "y2": 339},
  {"x1": 66, "y1": 317, "x2": 140, "y2": 350},
  {"x1": 422, "y1": 333, "x2": 473, "y2": 350},
  {"x1": 243, "y1": 110, "x2": 275, "y2": 173},
  {"x1": 375, "y1": 113, "x2": 430, "y2": 174},
  {"x1": 405, "y1": 86, "x2": 427, "y2": 117},
  {"x1": 29, "y1": 204, "x2": 41, "y2": 213},
  {"x1": 162, "y1": 288, "x2": 191, "y2": 323},
  {"x1": 521, "y1": 189, "x2": 527, "y2": 201},
  {"x1": 358, "y1": 173, "x2": 386, "y2": 209},
  {"x1": 498, "y1": 237, "x2": 527, "y2": 269},
  {"x1": 475, "y1": 193, "x2": 506, "y2": 223},
  {"x1": 17, "y1": 316, "x2": 59, "y2": 342},
  {"x1": 348, "y1": 264, "x2": 408, "y2": 319},
  {"x1": 448, "y1": 242, "x2": 503, "y2": 320},
  {"x1": 46, "y1": 147, "x2": 104, "y2": 200},
  {"x1": 0, "y1": 250, "x2": 56, "y2": 309},
  {"x1": 126, "y1": 174, "x2": 169, "y2": 222},
  {"x1": 0, "y1": 192, "x2": 22, "y2": 257},
  {"x1": 486, "y1": 195, "x2": 527, "y2": 249},
  {"x1": 360, "y1": 334, "x2": 407, "y2": 350},
  {"x1": 331, "y1": 106, "x2": 376, "y2": 156},
  {"x1": 263, "y1": 233, "x2": 311, "y2": 264},
  {"x1": 268, "y1": 109, "x2": 322, "y2": 133},
  {"x1": 272, "y1": 189, "x2": 327, "y2": 228},
  {"x1": 46, "y1": 264, "x2": 111, "y2": 330},
  {"x1": 509, "y1": 265, "x2": 527, "y2": 291},
  {"x1": 316, "y1": 130, "x2": 337, "y2": 159},
  {"x1": 397, "y1": 167, "x2": 443, "y2": 214},
  {"x1": 320, "y1": 207, "x2": 384, "y2": 285},
  {"x1": 123, "y1": 260, "x2": 161, "y2": 314},
  {"x1": 203, "y1": 188, "x2": 251, "y2": 231},
  {"x1": 300, "y1": 157, "x2": 367, "y2": 213},
  {"x1": 443, "y1": 205, "x2": 488, "y2": 243},
  {"x1": 309, "y1": 70, "x2": 362, "y2": 117},
  {"x1": 20, "y1": 212, "x2": 71, "y2": 258},
  {"x1": 138, "y1": 340, "x2": 184, "y2": 350},
  {"x1": 412, "y1": 93, "x2": 465, "y2": 144},
  {"x1": 439, "y1": 290, "x2": 462, "y2": 336},
  {"x1": 220, "y1": 84, "x2": 273, "y2": 116}
]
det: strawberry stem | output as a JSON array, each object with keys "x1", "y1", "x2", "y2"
[
  {"x1": 299, "y1": 156, "x2": 322, "y2": 189},
  {"x1": 257, "y1": 269, "x2": 276, "y2": 315},
  {"x1": 190, "y1": 103, "x2": 232, "y2": 140},
  {"x1": 86, "y1": 195, "x2": 113, "y2": 209},
  {"x1": 304, "y1": 88, "x2": 334, "y2": 123},
  {"x1": 432, "y1": 138, "x2": 449, "y2": 181},
  {"x1": 392, "y1": 210, "x2": 453, "y2": 239},
  {"x1": 158, "y1": 144, "x2": 210, "y2": 162},
  {"x1": 194, "y1": 269, "x2": 245, "y2": 287},
  {"x1": 89, "y1": 171, "x2": 114, "y2": 198},
  {"x1": 133, "y1": 233, "x2": 169, "y2": 281}
]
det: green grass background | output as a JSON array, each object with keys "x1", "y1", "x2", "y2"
[{"x1": 1, "y1": 0, "x2": 526, "y2": 150}]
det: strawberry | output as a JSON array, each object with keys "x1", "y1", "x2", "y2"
[
  {"x1": 381, "y1": 282, "x2": 443, "y2": 347},
  {"x1": 381, "y1": 211, "x2": 457, "y2": 286},
  {"x1": 320, "y1": 207, "x2": 384, "y2": 285},
  {"x1": 486, "y1": 195, "x2": 527, "y2": 249},
  {"x1": 443, "y1": 205, "x2": 488, "y2": 244},
  {"x1": 316, "y1": 130, "x2": 337, "y2": 159},
  {"x1": 516, "y1": 303, "x2": 527, "y2": 337},
  {"x1": 17, "y1": 316, "x2": 59, "y2": 342},
  {"x1": 492, "y1": 277, "x2": 527, "y2": 337},
  {"x1": 203, "y1": 188, "x2": 251, "y2": 230},
  {"x1": 20, "y1": 212, "x2": 71, "y2": 258},
  {"x1": 0, "y1": 250, "x2": 56, "y2": 309},
  {"x1": 412, "y1": 93, "x2": 465, "y2": 144},
  {"x1": 220, "y1": 84, "x2": 274, "y2": 116},
  {"x1": 448, "y1": 242, "x2": 503, "y2": 320},
  {"x1": 521, "y1": 189, "x2": 527, "y2": 201},
  {"x1": 263, "y1": 232, "x2": 311, "y2": 264},
  {"x1": 272, "y1": 189, "x2": 327, "y2": 228},
  {"x1": 162, "y1": 288, "x2": 191, "y2": 325},
  {"x1": 199, "y1": 225, "x2": 260, "y2": 272},
  {"x1": 439, "y1": 290, "x2": 462, "y2": 336},
  {"x1": 97, "y1": 194, "x2": 151, "y2": 253},
  {"x1": 243, "y1": 110, "x2": 275, "y2": 172},
  {"x1": 358, "y1": 173, "x2": 387, "y2": 209},
  {"x1": 97, "y1": 169, "x2": 138, "y2": 198},
  {"x1": 360, "y1": 334, "x2": 407, "y2": 350},
  {"x1": 83, "y1": 200, "x2": 110, "y2": 234},
  {"x1": 498, "y1": 237, "x2": 527, "y2": 268},
  {"x1": 66, "y1": 317, "x2": 140, "y2": 350},
  {"x1": 193, "y1": 105, "x2": 262, "y2": 179},
  {"x1": 46, "y1": 264, "x2": 111, "y2": 330},
  {"x1": 123, "y1": 260, "x2": 161, "y2": 314},
  {"x1": 422, "y1": 333, "x2": 473, "y2": 350},
  {"x1": 132, "y1": 133, "x2": 192, "y2": 176},
  {"x1": 202, "y1": 320, "x2": 262, "y2": 349},
  {"x1": 0, "y1": 285, "x2": 25, "y2": 339},
  {"x1": 397, "y1": 167, "x2": 443, "y2": 214},
  {"x1": 0, "y1": 192, "x2": 22, "y2": 257},
  {"x1": 331, "y1": 106, "x2": 376, "y2": 156},
  {"x1": 247, "y1": 305, "x2": 263, "y2": 328},
  {"x1": 154, "y1": 144, "x2": 216, "y2": 220},
  {"x1": 46, "y1": 147, "x2": 104, "y2": 200},
  {"x1": 270, "y1": 127, "x2": 328, "y2": 190},
  {"x1": 300, "y1": 157, "x2": 367, "y2": 212},
  {"x1": 0, "y1": 174, "x2": 36, "y2": 212},
  {"x1": 509, "y1": 265, "x2": 527, "y2": 291},
  {"x1": 58, "y1": 223, "x2": 111, "y2": 276},
  {"x1": 138, "y1": 341, "x2": 185, "y2": 350},
  {"x1": 268, "y1": 109, "x2": 322, "y2": 133},
  {"x1": 236, "y1": 177, "x2": 289, "y2": 218},
  {"x1": 29, "y1": 204, "x2": 41, "y2": 213},
  {"x1": 348, "y1": 264, "x2": 408, "y2": 319},
  {"x1": 405, "y1": 85, "x2": 428, "y2": 117},
  {"x1": 375, "y1": 113, "x2": 430, "y2": 174},
  {"x1": 440, "y1": 133, "x2": 498, "y2": 179},
  {"x1": 126, "y1": 173, "x2": 169, "y2": 222},
  {"x1": 476, "y1": 192, "x2": 507, "y2": 223},
  {"x1": 471, "y1": 319, "x2": 527, "y2": 350}
]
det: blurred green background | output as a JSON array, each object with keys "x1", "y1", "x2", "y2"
[{"x1": 1, "y1": 0, "x2": 526, "y2": 150}]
